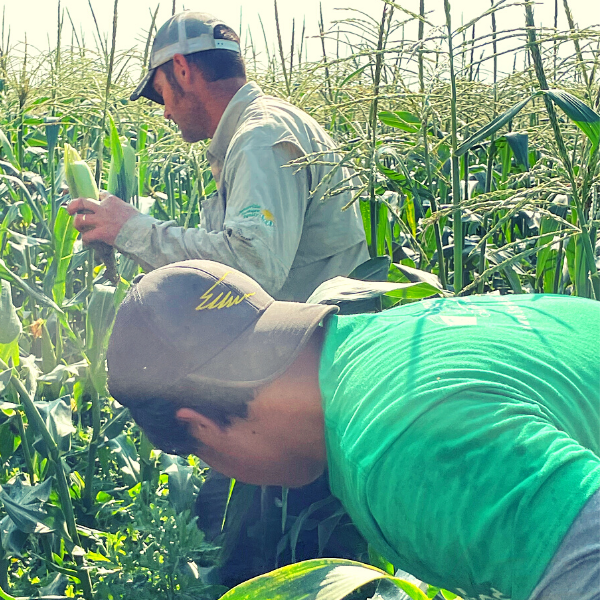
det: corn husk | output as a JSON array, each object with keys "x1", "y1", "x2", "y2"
[
  {"x1": 64, "y1": 143, "x2": 119, "y2": 285},
  {"x1": 107, "y1": 136, "x2": 136, "y2": 202},
  {"x1": 64, "y1": 144, "x2": 99, "y2": 200}
]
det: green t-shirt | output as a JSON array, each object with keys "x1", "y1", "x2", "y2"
[{"x1": 319, "y1": 294, "x2": 600, "y2": 600}]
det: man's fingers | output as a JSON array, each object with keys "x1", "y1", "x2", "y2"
[
  {"x1": 66, "y1": 198, "x2": 84, "y2": 215},
  {"x1": 73, "y1": 211, "x2": 99, "y2": 232},
  {"x1": 68, "y1": 193, "x2": 134, "y2": 245},
  {"x1": 81, "y1": 228, "x2": 113, "y2": 247},
  {"x1": 66, "y1": 197, "x2": 100, "y2": 216}
]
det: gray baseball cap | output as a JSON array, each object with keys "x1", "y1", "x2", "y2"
[
  {"x1": 107, "y1": 260, "x2": 337, "y2": 402},
  {"x1": 130, "y1": 12, "x2": 241, "y2": 104}
]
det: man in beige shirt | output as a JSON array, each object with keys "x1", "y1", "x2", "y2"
[{"x1": 68, "y1": 12, "x2": 368, "y2": 301}]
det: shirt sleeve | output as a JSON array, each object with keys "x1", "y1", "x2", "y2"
[{"x1": 113, "y1": 141, "x2": 308, "y2": 296}]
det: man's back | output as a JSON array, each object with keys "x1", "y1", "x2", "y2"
[
  {"x1": 204, "y1": 81, "x2": 369, "y2": 300},
  {"x1": 114, "y1": 82, "x2": 368, "y2": 301},
  {"x1": 319, "y1": 294, "x2": 600, "y2": 600}
]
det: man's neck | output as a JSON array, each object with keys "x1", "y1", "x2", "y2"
[
  {"x1": 204, "y1": 77, "x2": 247, "y2": 138},
  {"x1": 252, "y1": 328, "x2": 327, "y2": 469}
]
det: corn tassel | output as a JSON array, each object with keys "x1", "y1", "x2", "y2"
[{"x1": 64, "y1": 144, "x2": 119, "y2": 284}]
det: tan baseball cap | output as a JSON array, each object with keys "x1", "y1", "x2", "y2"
[
  {"x1": 107, "y1": 260, "x2": 338, "y2": 403},
  {"x1": 130, "y1": 12, "x2": 241, "y2": 104}
]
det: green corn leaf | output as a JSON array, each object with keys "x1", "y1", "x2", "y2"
[
  {"x1": 0, "y1": 280, "x2": 21, "y2": 345},
  {"x1": 565, "y1": 233, "x2": 590, "y2": 298},
  {"x1": 0, "y1": 369, "x2": 12, "y2": 395},
  {"x1": 218, "y1": 558, "x2": 429, "y2": 600},
  {"x1": 360, "y1": 200, "x2": 371, "y2": 247},
  {"x1": 338, "y1": 64, "x2": 369, "y2": 89},
  {"x1": 379, "y1": 110, "x2": 420, "y2": 133},
  {"x1": 33, "y1": 397, "x2": 75, "y2": 455},
  {"x1": 307, "y1": 276, "x2": 441, "y2": 314},
  {"x1": 316, "y1": 506, "x2": 346, "y2": 557},
  {"x1": 0, "y1": 128, "x2": 18, "y2": 168},
  {"x1": 404, "y1": 195, "x2": 417, "y2": 237},
  {"x1": 86, "y1": 284, "x2": 117, "y2": 393},
  {"x1": 289, "y1": 496, "x2": 337, "y2": 563},
  {"x1": 0, "y1": 478, "x2": 55, "y2": 535},
  {"x1": 19, "y1": 202, "x2": 33, "y2": 225},
  {"x1": 214, "y1": 480, "x2": 258, "y2": 564},
  {"x1": 41, "y1": 323, "x2": 57, "y2": 375},
  {"x1": 103, "y1": 433, "x2": 140, "y2": 487},
  {"x1": 1, "y1": 202, "x2": 23, "y2": 233},
  {"x1": 164, "y1": 461, "x2": 195, "y2": 513},
  {"x1": 0, "y1": 420, "x2": 19, "y2": 462},
  {"x1": 0, "y1": 280, "x2": 21, "y2": 368},
  {"x1": 222, "y1": 477, "x2": 236, "y2": 532},
  {"x1": 536, "y1": 215, "x2": 562, "y2": 289},
  {"x1": 0, "y1": 259, "x2": 63, "y2": 313},
  {"x1": 50, "y1": 207, "x2": 78, "y2": 307},
  {"x1": 138, "y1": 124, "x2": 149, "y2": 198},
  {"x1": 368, "y1": 545, "x2": 395, "y2": 575},
  {"x1": 0, "y1": 339, "x2": 19, "y2": 368},
  {"x1": 456, "y1": 94, "x2": 535, "y2": 156},
  {"x1": 389, "y1": 263, "x2": 444, "y2": 291},
  {"x1": 0, "y1": 173, "x2": 52, "y2": 239},
  {"x1": 504, "y1": 132, "x2": 529, "y2": 169},
  {"x1": 107, "y1": 114, "x2": 136, "y2": 202},
  {"x1": 349, "y1": 256, "x2": 391, "y2": 281},
  {"x1": 44, "y1": 116, "x2": 61, "y2": 158},
  {"x1": 377, "y1": 201, "x2": 392, "y2": 256},
  {"x1": 544, "y1": 89, "x2": 600, "y2": 150},
  {"x1": 6, "y1": 230, "x2": 51, "y2": 248},
  {"x1": 107, "y1": 114, "x2": 124, "y2": 194}
]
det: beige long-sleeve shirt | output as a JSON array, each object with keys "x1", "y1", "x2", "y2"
[{"x1": 115, "y1": 82, "x2": 368, "y2": 301}]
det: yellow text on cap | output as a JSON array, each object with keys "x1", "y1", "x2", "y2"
[{"x1": 196, "y1": 272, "x2": 256, "y2": 311}]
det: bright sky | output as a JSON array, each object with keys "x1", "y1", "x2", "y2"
[{"x1": 2, "y1": 0, "x2": 599, "y2": 71}]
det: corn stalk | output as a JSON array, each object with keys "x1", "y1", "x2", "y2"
[
  {"x1": 444, "y1": 0, "x2": 463, "y2": 292},
  {"x1": 2, "y1": 359, "x2": 94, "y2": 599},
  {"x1": 525, "y1": 3, "x2": 599, "y2": 299}
]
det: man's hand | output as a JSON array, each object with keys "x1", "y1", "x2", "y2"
[{"x1": 67, "y1": 192, "x2": 140, "y2": 246}]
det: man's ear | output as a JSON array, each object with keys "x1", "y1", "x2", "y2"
[
  {"x1": 172, "y1": 53, "x2": 203, "y2": 90},
  {"x1": 176, "y1": 407, "x2": 223, "y2": 446}
]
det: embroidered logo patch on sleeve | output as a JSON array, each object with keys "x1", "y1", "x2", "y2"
[{"x1": 240, "y1": 204, "x2": 275, "y2": 227}]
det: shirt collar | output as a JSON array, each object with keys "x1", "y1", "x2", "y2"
[{"x1": 207, "y1": 81, "x2": 264, "y2": 164}]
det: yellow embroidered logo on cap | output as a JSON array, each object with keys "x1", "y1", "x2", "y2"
[{"x1": 196, "y1": 273, "x2": 255, "y2": 311}]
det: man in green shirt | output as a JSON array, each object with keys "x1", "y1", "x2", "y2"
[{"x1": 107, "y1": 260, "x2": 600, "y2": 600}]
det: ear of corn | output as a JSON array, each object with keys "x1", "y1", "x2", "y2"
[
  {"x1": 107, "y1": 136, "x2": 136, "y2": 202},
  {"x1": 63, "y1": 143, "x2": 120, "y2": 285},
  {"x1": 64, "y1": 143, "x2": 99, "y2": 200}
]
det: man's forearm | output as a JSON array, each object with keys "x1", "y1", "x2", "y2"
[{"x1": 114, "y1": 213, "x2": 288, "y2": 295}]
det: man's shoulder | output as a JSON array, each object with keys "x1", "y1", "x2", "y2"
[{"x1": 230, "y1": 92, "x2": 335, "y2": 153}]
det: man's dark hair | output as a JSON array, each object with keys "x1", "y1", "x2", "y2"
[
  {"x1": 116, "y1": 381, "x2": 256, "y2": 457},
  {"x1": 160, "y1": 24, "x2": 246, "y2": 96}
]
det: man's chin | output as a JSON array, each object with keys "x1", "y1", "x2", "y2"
[
  {"x1": 239, "y1": 464, "x2": 325, "y2": 488},
  {"x1": 180, "y1": 129, "x2": 206, "y2": 143}
]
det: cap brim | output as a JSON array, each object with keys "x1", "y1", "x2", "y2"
[
  {"x1": 185, "y1": 301, "x2": 338, "y2": 388},
  {"x1": 130, "y1": 68, "x2": 164, "y2": 104}
]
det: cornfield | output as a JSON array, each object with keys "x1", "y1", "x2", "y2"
[{"x1": 0, "y1": 0, "x2": 598, "y2": 598}]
